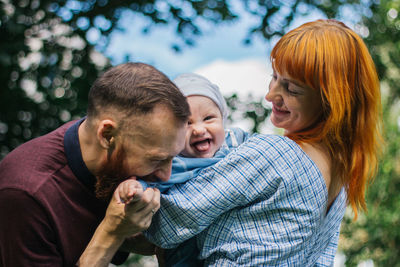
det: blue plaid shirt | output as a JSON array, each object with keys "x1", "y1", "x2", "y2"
[{"x1": 144, "y1": 134, "x2": 346, "y2": 266}]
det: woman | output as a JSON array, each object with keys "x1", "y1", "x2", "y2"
[{"x1": 144, "y1": 19, "x2": 382, "y2": 266}]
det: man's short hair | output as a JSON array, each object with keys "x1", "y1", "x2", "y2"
[{"x1": 87, "y1": 62, "x2": 190, "y2": 124}]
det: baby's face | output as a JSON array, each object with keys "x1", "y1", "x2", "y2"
[{"x1": 180, "y1": 95, "x2": 225, "y2": 158}]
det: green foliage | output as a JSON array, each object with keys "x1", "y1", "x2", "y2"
[
  {"x1": 362, "y1": 0, "x2": 400, "y2": 104},
  {"x1": 339, "y1": 114, "x2": 400, "y2": 266},
  {"x1": 226, "y1": 94, "x2": 270, "y2": 133},
  {"x1": 338, "y1": 1, "x2": 400, "y2": 265},
  {"x1": 0, "y1": 0, "x2": 238, "y2": 159}
]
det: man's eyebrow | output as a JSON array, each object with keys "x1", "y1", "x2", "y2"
[{"x1": 147, "y1": 153, "x2": 173, "y2": 160}]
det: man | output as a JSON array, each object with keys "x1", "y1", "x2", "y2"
[{"x1": 0, "y1": 62, "x2": 190, "y2": 266}]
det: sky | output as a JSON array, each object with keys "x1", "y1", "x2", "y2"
[
  {"x1": 105, "y1": 2, "x2": 270, "y2": 80},
  {"x1": 104, "y1": 2, "x2": 326, "y2": 132},
  {"x1": 105, "y1": 5, "x2": 275, "y2": 132}
]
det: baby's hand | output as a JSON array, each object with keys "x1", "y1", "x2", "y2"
[{"x1": 115, "y1": 178, "x2": 144, "y2": 205}]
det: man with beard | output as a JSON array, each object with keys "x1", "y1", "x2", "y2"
[{"x1": 0, "y1": 62, "x2": 190, "y2": 266}]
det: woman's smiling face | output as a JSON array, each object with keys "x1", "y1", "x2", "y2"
[{"x1": 265, "y1": 69, "x2": 323, "y2": 134}]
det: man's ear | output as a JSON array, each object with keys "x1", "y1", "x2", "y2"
[{"x1": 97, "y1": 119, "x2": 117, "y2": 149}]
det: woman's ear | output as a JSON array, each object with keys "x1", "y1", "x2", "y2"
[{"x1": 97, "y1": 119, "x2": 117, "y2": 149}]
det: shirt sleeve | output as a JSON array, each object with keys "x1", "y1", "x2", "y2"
[
  {"x1": 231, "y1": 127, "x2": 251, "y2": 144},
  {"x1": 144, "y1": 135, "x2": 293, "y2": 248},
  {"x1": 0, "y1": 188, "x2": 62, "y2": 266}
]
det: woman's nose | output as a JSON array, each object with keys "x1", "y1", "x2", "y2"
[
  {"x1": 265, "y1": 89, "x2": 273, "y2": 102},
  {"x1": 265, "y1": 82, "x2": 279, "y2": 102}
]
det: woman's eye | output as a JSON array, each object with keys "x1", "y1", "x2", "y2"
[
  {"x1": 281, "y1": 82, "x2": 289, "y2": 90},
  {"x1": 287, "y1": 87, "x2": 300, "y2": 95}
]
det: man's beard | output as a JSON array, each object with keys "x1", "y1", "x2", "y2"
[{"x1": 95, "y1": 145, "x2": 130, "y2": 202}]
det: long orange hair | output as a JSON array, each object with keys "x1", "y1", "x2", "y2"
[{"x1": 270, "y1": 19, "x2": 383, "y2": 218}]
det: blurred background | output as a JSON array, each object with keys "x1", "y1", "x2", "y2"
[{"x1": 1, "y1": 0, "x2": 399, "y2": 266}]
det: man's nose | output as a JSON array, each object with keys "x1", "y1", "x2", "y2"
[{"x1": 154, "y1": 159, "x2": 173, "y2": 182}]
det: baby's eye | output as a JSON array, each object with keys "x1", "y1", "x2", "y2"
[
  {"x1": 187, "y1": 121, "x2": 193, "y2": 125},
  {"x1": 204, "y1": 116, "x2": 214, "y2": 121}
]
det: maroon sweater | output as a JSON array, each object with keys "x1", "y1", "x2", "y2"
[{"x1": 0, "y1": 119, "x2": 127, "y2": 266}]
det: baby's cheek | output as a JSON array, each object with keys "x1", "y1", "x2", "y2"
[{"x1": 179, "y1": 137, "x2": 194, "y2": 157}]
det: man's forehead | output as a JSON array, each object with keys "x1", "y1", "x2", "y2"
[
  {"x1": 128, "y1": 107, "x2": 185, "y2": 133},
  {"x1": 122, "y1": 107, "x2": 187, "y2": 152},
  {"x1": 127, "y1": 125, "x2": 185, "y2": 153},
  {"x1": 130, "y1": 127, "x2": 178, "y2": 144},
  {"x1": 137, "y1": 139, "x2": 182, "y2": 160},
  {"x1": 145, "y1": 149, "x2": 172, "y2": 159}
]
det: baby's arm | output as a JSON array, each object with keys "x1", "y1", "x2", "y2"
[{"x1": 115, "y1": 178, "x2": 144, "y2": 204}]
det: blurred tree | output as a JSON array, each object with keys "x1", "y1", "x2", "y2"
[
  {"x1": 0, "y1": 0, "x2": 238, "y2": 159},
  {"x1": 0, "y1": 0, "x2": 355, "y2": 159},
  {"x1": 339, "y1": 116, "x2": 400, "y2": 267},
  {"x1": 226, "y1": 94, "x2": 271, "y2": 133},
  {"x1": 338, "y1": 0, "x2": 400, "y2": 265}
]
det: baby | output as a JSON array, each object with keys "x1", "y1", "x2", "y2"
[{"x1": 115, "y1": 73, "x2": 249, "y2": 266}]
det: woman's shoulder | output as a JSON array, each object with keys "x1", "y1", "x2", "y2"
[
  {"x1": 240, "y1": 133, "x2": 304, "y2": 159},
  {"x1": 236, "y1": 133, "x2": 328, "y2": 198},
  {"x1": 247, "y1": 133, "x2": 296, "y2": 145},
  {"x1": 228, "y1": 133, "x2": 318, "y2": 178}
]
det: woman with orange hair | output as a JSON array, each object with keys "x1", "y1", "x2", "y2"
[
  {"x1": 268, "y1": 19, "x2": 382, "y2": 218},
  {"x1": 140, "y1": 19, "x2": 383, "y2": 266}
]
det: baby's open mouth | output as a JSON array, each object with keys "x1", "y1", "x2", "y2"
[{"x1": 192, "y1": 139, "x2": 211, "y2": 152}]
